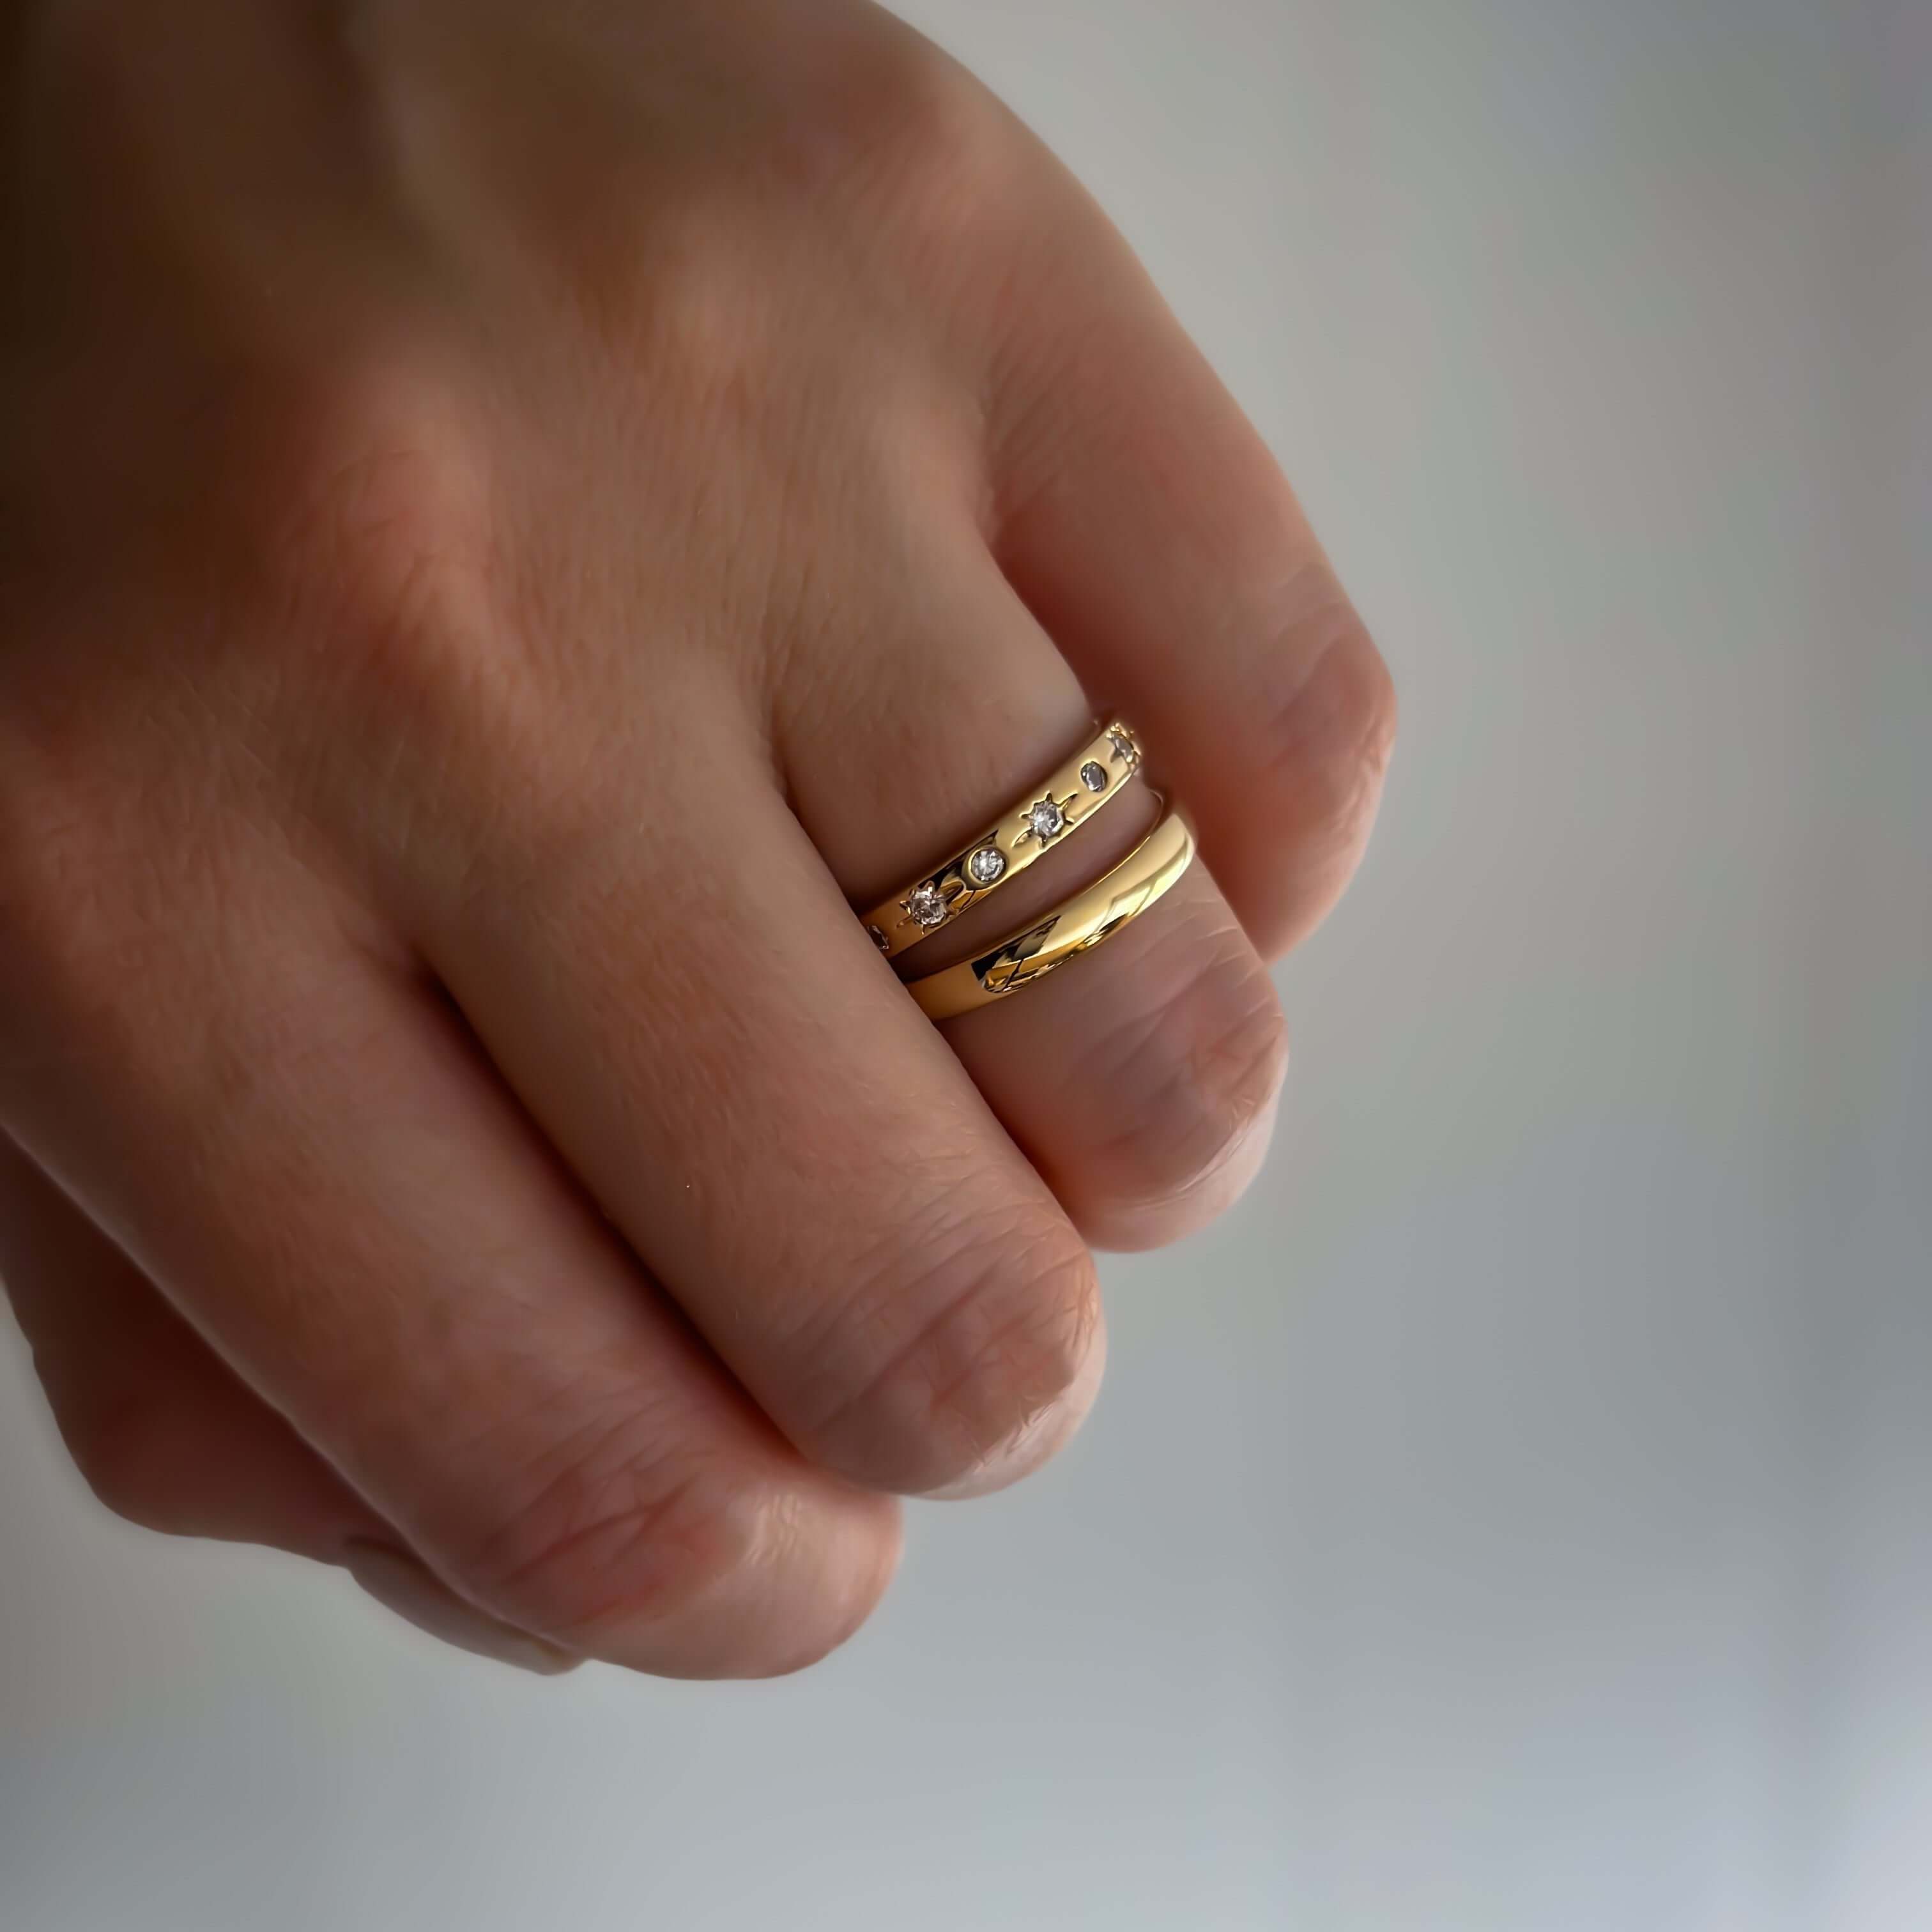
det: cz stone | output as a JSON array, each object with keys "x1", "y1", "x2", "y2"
[
  {"x1": 967, "y1": 845, "x2": 1008, "y2": 885},
  {"x1": 1080, "y1": 761, "x2": 1108, "y2": 792},
  {"x1": 907, "y1": 882, "x2": 949, "y2": 926}
]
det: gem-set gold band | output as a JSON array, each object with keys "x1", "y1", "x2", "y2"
[
  {"x1": 905, "y1": 802, "x2": 1197, "y2": 1020},
  {"x1": 859, "y1": 719, "x2": 1144, "y2": 959}
]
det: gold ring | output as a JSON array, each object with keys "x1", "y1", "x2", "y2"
[
  {"x1": 858, "y1": 719, "x2": 1145, "y2": 958},
  {"x1": 905, "y1": 801, "x2": 1196, "y2": 1020}
]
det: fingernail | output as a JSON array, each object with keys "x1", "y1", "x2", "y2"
[{"x1": 343, "y1": 1542, "x2": 579, "y2": 1676}]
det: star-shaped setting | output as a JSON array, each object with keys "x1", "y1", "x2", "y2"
[
  {"x1": 1016, "y1": 792, "x2": 1078, "y2": 849},
  {"x1": 901, "y1": 880, "x2": 953, "y2": 930}
]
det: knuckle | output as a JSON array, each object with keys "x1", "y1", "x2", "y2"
[
  {"x1": 214, "y1": 346, "x2": 537, "y2": 823},
  {"x1": 1, "y1": 330, "x2": 507, "y2": 935},
  {"x1": 621, "y1": 238, "x2": 793, "y2": 460},
  {"x1": 868, "y1": 37, "x2": 1012, "y2": 182},
  {"x1": 804, "y1": 1208, "x2": 1101, "y2": 1494},
  {"x1": 829, "y1": 33, "x2": 1029, "y2": 265},
  {"x1": 448, "y1": 1414, "x2": 764, "y2": 1651},
  {"x1": 1257, "y1": 569, "x2": 1399, "y2": 839},
  {"x1": 238, "y1": 350, "x2": 497, "y2": 694},
  {"x1": 1078, "y1": 907, "x2": 1289, "y2": 1243}
]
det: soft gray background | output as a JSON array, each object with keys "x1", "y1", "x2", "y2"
[{"x1": 2, "y1": 2, "x2": 1924, "y2": 1928}]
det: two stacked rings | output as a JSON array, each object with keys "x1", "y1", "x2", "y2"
[{"x1": 857, "y1": 719, "x2": 1197, "y2": 1019}]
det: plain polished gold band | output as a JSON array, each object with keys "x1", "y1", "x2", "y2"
[
  {"x1": 858, "y1": 719, "x2": 1144, "y2": 958},
  {"x1": 906, "y1": 802, "x2": 1197, "y2": 1020}
]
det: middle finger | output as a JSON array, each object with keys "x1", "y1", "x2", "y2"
[{"x1": 407, "y1": 682, "x2": 1105, "y2": 1501}]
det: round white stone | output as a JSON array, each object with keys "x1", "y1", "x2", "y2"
[
  {"x1": 1080, "y1": 761, "x2": 1108, "y2": 793},
  {"x1": 1028, "y1": 799, "x2": 1066, "y2": 839},
  {"x1": 967, "y1": 846, "x2": 1007, "y2": 885}
]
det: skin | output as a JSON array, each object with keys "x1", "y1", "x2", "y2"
[{"x1": 0, "y1": 0, "x2": 1395, "y2": 1676}]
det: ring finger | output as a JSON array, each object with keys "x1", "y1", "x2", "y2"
[{"x1": 779, "y1": 548, "x2": 1289, "y2": 1255}]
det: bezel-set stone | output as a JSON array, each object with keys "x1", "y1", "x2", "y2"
[
  {"x1": 1080, "y1": 761, "x2": 1108, "y2": 792},
  {"x1": 868, "y1": 924, "x2": 891, "y2": 950},
  {"x1": 967, "y1": 845, "x2": 1008, "y2": 885},
  {"x1": 905, "y1": 882, "x2": 949, "y2": 927}
]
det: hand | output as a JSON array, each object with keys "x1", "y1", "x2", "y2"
[{"x1": 0, "y1": 0, "x2": 1394, "y2": 1676}]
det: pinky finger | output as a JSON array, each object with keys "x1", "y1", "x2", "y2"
[{"x1": 0, "y1": 1134, "x2": 576, "y2": 1673}]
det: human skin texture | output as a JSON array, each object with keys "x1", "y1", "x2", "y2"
[{"x1": 0, "y1": 0, "x2": 1395, "y2": 1676}]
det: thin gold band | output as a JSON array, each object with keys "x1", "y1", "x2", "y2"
[
  {"x1": 906, "y1": 802, "x2": 1196, "y2": 1020},
  {"x1": 858, "y1": 719, "x2": 1144, "y2": 958}
]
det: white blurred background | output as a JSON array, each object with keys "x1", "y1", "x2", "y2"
[{"x1": 3, "y1": 2, "x2": 1925, "y2": 1927}]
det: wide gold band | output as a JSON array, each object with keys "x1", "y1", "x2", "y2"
[
  {"x1": 858, "y1": 719, "x2": 1144, "y2": 958},
  {"x1": 906, "y1": 802, "x2": 1196, "y2": 1020}
]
